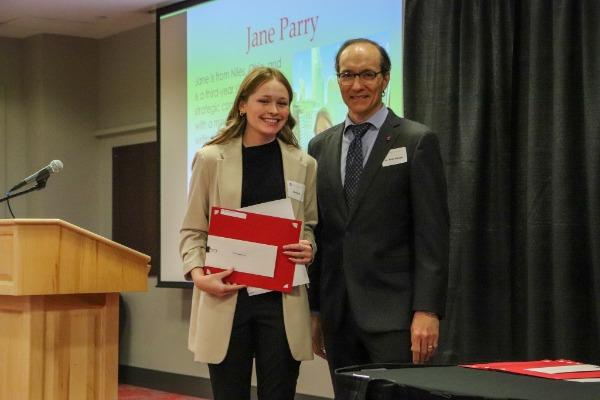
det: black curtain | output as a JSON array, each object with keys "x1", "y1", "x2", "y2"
[{"x1": 404, "y1": 0, "x2": 600, "y2": 363}]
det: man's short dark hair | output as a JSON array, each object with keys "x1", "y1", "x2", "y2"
[{"x1": 335, "y1": 38, "x2": 391, "y2": 74}]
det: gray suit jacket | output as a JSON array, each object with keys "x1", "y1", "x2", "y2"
[{"x1": 307, "y1": 109, "x2": 449, "y2": 334}]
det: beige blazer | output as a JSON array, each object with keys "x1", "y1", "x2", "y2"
[{"x1": 180, "y1": 136, "x2": 317, "y2": 363}]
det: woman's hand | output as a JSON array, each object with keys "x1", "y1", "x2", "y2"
[
  {"x1": 190, "y1": 267, "x2": 246, "y2": 297},
  {"x1": 282, "y1": 239, "x2": 313, "y2": 265}
]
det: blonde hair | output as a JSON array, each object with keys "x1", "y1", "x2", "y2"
[{"x1": 205, "y1": 67, "x2": 299, "y2": 148}]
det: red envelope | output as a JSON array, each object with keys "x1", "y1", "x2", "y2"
[
  {"x1": 462, "y1": 359, "x2": 600, "y2": 380},
  {"x1": 204, "y1": 206, "x2": 302, "y2": 293}
]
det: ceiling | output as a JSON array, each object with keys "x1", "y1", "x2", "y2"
[{"x1": 0, "y1": 0, "x2": 181, "y2": 39}]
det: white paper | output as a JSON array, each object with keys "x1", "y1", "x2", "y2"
[
  {"x1": 242, "y1": 198, "x2": 295, "y2": 219},
  {"x1": 526, "y1": 364, "x2": 600, "y2": 374},
  {"x1": 292, "y1": 265, "x2": 310, "y2": 286},
  {"x1": 382, "y1": 147, "x2": 407, "y2": 167},
  {"x1": 246, "y1": 287, "x2": 271, "y2": 296},
  {"x1": 567, "y1": 378, "x2": 600, "y2": 382},
  {"x1": 218, "y1": 208, "x2": 247, "y2": 219},
  {"x1": 205, "y1": 235, "x2": 277, "y2": 277},
  {"x1": 240, "y1": 199, "x2": 310, "y2": 296}
]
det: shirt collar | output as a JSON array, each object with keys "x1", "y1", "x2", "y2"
[{"x1": 343, "y1": 106, "x2": 389, "y2": 136}]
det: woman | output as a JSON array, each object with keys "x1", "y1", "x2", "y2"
[{"x1": 180, "y1": 67, "x2": 316, "y2": 399}]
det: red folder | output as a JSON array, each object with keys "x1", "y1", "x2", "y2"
[
  {"x1": 462, "y1": 359, "x2": 600, "y2": 380},
  {"x1": 204, "y1": 206, "x2": 302, "y2": 293}
]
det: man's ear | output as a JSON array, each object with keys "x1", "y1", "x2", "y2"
[{"x1": 382, "y1": 73, "x2": 391, "y2": 91}]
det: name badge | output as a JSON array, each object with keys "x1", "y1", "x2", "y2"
[
  {"x1": 287, "y1": 180, "x2": 305, "y2": 202},
  {"x1": 382, "y1": 147, "x2": 407, "y2": 167}
]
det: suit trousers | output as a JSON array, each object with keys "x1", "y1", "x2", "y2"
[
  {"x1": 323, "y1": 309, "x2": 411, "y2": 396},
  {"x1": 208, "y1": 290, "x2": 300, "y2": 400}
]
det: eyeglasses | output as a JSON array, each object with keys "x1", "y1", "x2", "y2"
[{"x1": 337, "y1": 70, "x2": 386, "y2": 85}]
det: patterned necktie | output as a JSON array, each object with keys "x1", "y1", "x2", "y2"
[{"x1": 344, "y1": 123, "x2": 371, "y2": 207}]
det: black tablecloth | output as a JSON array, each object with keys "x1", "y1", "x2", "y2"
[{"x1": 335, "y1": 364, "x2": 600, "y2": 400}]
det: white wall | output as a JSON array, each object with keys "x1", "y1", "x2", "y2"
[
  {"x1": 0, "y1": 35, "x2": 101, "y2": 229},
  {"x1": 0, "y1": 38, "x2": 27, "y2": 219},
  {"x1": 0, "y1": 24, "x2": 333, "y2": 399},
  {"x1": 97, "y1": 25, "x2": 156, "y2": 131},
  {"x1": 94, "y1": 23, "x2": 157, "y2": 238},
  {"x1": 0, "y1": 84, "x2": 5, "y2": 214},
  {"x1": 26, "y1": 35, "x2": 101, "y2": 230}
]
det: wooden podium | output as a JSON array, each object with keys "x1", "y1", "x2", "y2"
[{"x1": 0, "y1": 219, "x2": 150, "y2": 400}]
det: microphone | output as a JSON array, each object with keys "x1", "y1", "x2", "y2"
[{"x1": 9, "y1": 160, "x2": 64, "y2": 192}]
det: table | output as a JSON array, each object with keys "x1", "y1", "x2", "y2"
[{"x1": 335, "y1": 364, "x2": 600, "y2": 399}]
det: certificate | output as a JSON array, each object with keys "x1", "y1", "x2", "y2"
[{"x1": 204, "y1": 206, "x2": 302, "y2": 292}]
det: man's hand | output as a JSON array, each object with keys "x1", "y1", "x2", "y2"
[
  {"x1": 311, "y1": 314, "x2": 327, "y2": 359},
  {"x1": 190, "y1": 267, "x2": 245, "y2": 297},
  {"x1": 410, "y1": 311, "x2": 439, "y2": 364}
]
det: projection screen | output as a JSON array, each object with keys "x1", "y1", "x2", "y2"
[{"x1": 158, "y1": 0, "x2": 405, "y2": 286}]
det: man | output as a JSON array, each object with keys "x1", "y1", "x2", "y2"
[{"x1": 307, "y1": 38, "x2": 449, "y2": 389}]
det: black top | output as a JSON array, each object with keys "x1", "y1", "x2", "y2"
[{"x1": 241, "y1": 139, "x2": 285, "y2": 207}]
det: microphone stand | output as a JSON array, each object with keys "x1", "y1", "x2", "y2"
[{"x1": 0, "y1": 179, "x2": 47, "y2": 204}]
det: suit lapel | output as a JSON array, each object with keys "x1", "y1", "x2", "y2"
[
  {"x1": 327, "y1": 125, "x2": 348, "y2": 221},
  {"x1": 217, "y1": 136, "x2": 243, "y2": 209},
  {"x1": 346, "y1": 111, "x2": 402, "y2": 223},
  {"x1": 279, "y1": 138, "x2": 306, "y2": 218}
]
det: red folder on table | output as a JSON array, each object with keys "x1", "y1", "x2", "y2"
[
  {"x1": 462, "y1": 359, "x2": 600, "y2": 381},
  {"x1": 204, "y1": 206, "x2": 302, "y2": 293}
]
